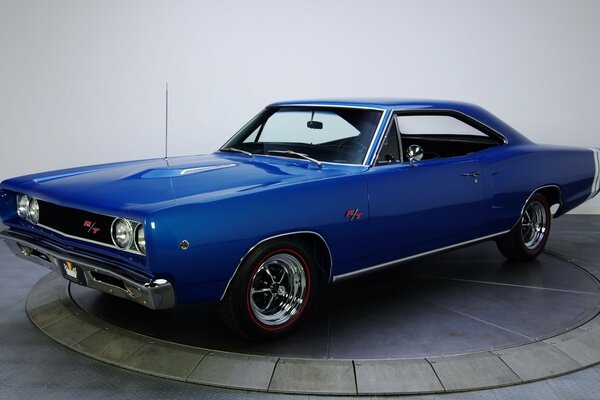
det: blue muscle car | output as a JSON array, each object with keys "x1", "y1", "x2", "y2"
[{"x1": 1, "y1": 99, "x2": 599, "y2": 340}]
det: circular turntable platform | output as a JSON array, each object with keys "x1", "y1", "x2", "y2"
[{"x1": 26, "y1": 240, "x2": 600, "y2": 395}]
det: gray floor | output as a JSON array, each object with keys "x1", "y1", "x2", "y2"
[
  {"x1": 71, "y1": 241, "x2": 600, "y2": 360},
  {"x1": 2, "y1": 215, "x2": 600, "y2": 399}
]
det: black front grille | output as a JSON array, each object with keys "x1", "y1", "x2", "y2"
[{"x1": 38, "y1": 200, "x2": 115, "y2": 246}]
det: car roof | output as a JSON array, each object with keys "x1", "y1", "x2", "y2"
[{"x1": 270, "y1": 98, "x2": 479, "y2": 111}]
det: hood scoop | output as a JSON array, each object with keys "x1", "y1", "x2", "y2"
[
  {"x1": 139, "y1": 163, "x2": 237, "y2": 179},
  {"x1": 33, "y1": 168, "x2": 111, "y2": 184}
]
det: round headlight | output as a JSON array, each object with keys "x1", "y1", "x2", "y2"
[
  {"x1": 135, "y1": 224, "x2": 146, "y2": 254},
  {"x1": 17, "y1": 194, "x2": 30, "y2": 219},
  {"x1": 112, "y1": 218, "x2": 134, "y2": 249},
  {"x1": 28, "y1": 198, "x2": 39, "y2": 224}
]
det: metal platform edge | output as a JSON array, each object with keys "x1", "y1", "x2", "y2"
[{"x1": 26, "y1": 260, "x2": 600, "y2": 396}]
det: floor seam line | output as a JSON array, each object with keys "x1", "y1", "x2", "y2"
[
  {"x1": 71, "y1": 324, "x2": 104, "y2": 347},
  {"x1": 416, "y1": 274, "x2": 600, "y2": 295},
  {"x1": 36, "y1": 308, "x2": 76, "y2": 329},
  {"x1": 117, "y1": 339, "x2": 148, "y2": 366},
  {"x1": 542, "y1": 341, "x2": 585, "y2": 369},
  {"x1": 326, "y1": 289, "x2": 333, "y2": 359},
  {"x1": 494, "y1": 351, "x2": 524, "y2": 384},
  {"x1": 185, "y1": 350, "x2": 209, "y2": 381},
  {"x1": 432, "y1": 302, "x2": 534, "y2": 340},
  {"x1": 424, "y1": 357, "x2": 447, "y2": 392},
  {"x1": 266, "y1": 357, "x2": 280, "y2": 392},
  {"x1": 26, "y1": 296, "x2": 63, "y2": 312},
  {"x1": 351, "y1": 360, "x2": 358, "y2": 395}
]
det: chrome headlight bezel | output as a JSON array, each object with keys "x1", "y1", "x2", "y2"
[
  {"x1": 111, "y1": 218, "x2": 134, "y2": 249},
  {"x1": 135, "y1": 224, "x2": 146, "y2": 254},
  {"x1": 17, "y1": 194, "x2": 30, "y2": 219},
  {"x1": 16, "y1": 194, "x2": 39, "y2": 225},
  {"x1": 111, "y1": 217, "x2": 145, "y2": 254},
  {"x1": 28, "y1": 198, "x2": 39, "y2": 225}
]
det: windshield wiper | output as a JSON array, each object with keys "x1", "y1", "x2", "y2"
[
  {"x1": 220, "y1": 147, "x2": 253, "y2": 157},
  {"x1": 268, "y1": 150, "x2": 322, "y2": 168}
]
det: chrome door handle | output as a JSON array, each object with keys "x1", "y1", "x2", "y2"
[{"x1": 461, "y1": 171, "x2": 480, "y2": 183}]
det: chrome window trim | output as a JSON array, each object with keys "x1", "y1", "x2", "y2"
[
  {"x1": 369, "y1": 108, "x2": 508, "y2": 168},
  {"x1": 332, "y1": 230, "x2": 510, "y2": 282},
  {"x1": 219, "y1": 230, "x2": 333, "y2": 300},
  {"x1": 391, "y1": 108, "x2": 509, "y2": 144},
  {"x1": 241, "y1": 103, "x2": 389, "y2": 167},
  {"x1": 220, "y1": 108, "x2": 268, "y2": 150},
  {"x1": 223, "y1": 104, "x2": 509, "y2": 169},
  {"x1": 363, "y1": 109, "x2": 391, "y2": 166},
  {"x1": 372, "y1": 113, "x2": 404, "y2": 165},
  {"x1": 280, "y1": 103, "x2": 388, "y2": 112},
  {"x1": 395, "y1": 116, "x2": 405, "y2": 163}
]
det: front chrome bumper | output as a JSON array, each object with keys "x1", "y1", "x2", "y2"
[{"x1": 0, "y1": 228, "x2": 176, "y2": 310}]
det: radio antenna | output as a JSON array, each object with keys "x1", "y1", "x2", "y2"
[{"x1": 164, "y1": 83, "x2": 169, "y2": 160}]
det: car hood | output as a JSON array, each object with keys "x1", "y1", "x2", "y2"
[{"x1": 1, "y1": 153, "x2": 364, "y2": 217}]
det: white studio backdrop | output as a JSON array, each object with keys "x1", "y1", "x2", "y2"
[{"x1": 0, "y1": 0, "x2": 599, "y2": 212}]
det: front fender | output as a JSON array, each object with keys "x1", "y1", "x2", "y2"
[{"x1": 145, "y1": 173, "x2": 368, "y2": 303}]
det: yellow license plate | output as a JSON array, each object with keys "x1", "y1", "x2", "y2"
[{"x1": 61, "y1": 261, "x2": 86, "y2": 285}]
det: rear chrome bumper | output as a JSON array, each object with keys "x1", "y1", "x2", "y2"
[{"x1": 0, "y1": 228, "x2": 176, "y2": 310}]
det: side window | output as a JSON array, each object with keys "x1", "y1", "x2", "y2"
[
  {"x1": 395, "y1": 114, "x2": 500, "y2": 160},
  {"x1": 376, "y1": 120, "x2": 401, "y2": 164},
  {"x1": 396, "y1": 115, "x2": 488, "y2": 137}
]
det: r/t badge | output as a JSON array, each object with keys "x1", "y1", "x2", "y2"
[{"x1": 345, "y1": 209, "x2": 363, "y2": 221}]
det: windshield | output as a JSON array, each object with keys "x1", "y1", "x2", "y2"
[{"x1": 221, "y1": 106, "x2": 383, "y2": 164}]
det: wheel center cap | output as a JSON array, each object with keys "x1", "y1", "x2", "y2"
[{"x1": 277, "y1": 285, "x2": 287, "y2": 296}]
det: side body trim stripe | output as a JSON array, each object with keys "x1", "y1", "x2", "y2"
[{"x1": 589, "y1": 148, "x2": 600, "y2": 200}]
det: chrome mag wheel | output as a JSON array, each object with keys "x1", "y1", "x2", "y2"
[
  {"x1": 496, "y1": 193, "x2": 551, "y2": 261},
  {"x1": 249, "y1": 252, "x2": 308, "y2": 327},
  {"x1": 220, "y1": 239, "x2": 317, "y2": 340},
  {"x1": 521, "y1": 200, "x2": 548, "y2": 250}
]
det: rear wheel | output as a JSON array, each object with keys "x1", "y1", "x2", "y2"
[
  {"x1": 219, "y1": 239, "x2": 317, "y2": 340},
  {"x1": 496, "y1": 193, "x2": 551, "y2": 260}
]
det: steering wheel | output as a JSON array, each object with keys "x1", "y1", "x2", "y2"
[{"x1": 338, "y1": 141, "x2": 367, "y2": 153}]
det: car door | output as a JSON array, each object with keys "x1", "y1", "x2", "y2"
[{"x1": 366, "y1": 112, "x2": 501, "y2": 265}]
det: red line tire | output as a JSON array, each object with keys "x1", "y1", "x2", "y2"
[
  {"x1": 496, "y1": 193, "x2": 551, "y2": 261},
  {"x1": 219, "y1": 239, "x2": 317, "y2": 341}
]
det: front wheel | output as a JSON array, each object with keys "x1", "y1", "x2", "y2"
[
  {"x1": 496, "y1": 193, "x2": 551, "y2": 261},
  {"x1": 219, "y1": 239, "x2": 317, "y2": 340}
]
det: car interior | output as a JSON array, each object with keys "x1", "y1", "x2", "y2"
[{"x1": 376, "y1": 113, "x2": 504, "y2": 164}]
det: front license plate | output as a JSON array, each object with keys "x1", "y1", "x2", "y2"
[{"x1": 60, "y1": 261, "x2": 87, "y2": 286}]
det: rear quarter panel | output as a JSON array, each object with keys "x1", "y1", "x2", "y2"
[{"x1": 479, "y1": 143, "x2": 598, "y2": 231}]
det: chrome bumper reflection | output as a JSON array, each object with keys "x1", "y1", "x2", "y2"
[{"x1": 0, "y1": 229, "x2": 175, "y2": 310}]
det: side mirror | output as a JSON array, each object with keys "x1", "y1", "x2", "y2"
[{"x1": 406, "y1": 144, "x2": 423, "y2": 165}]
